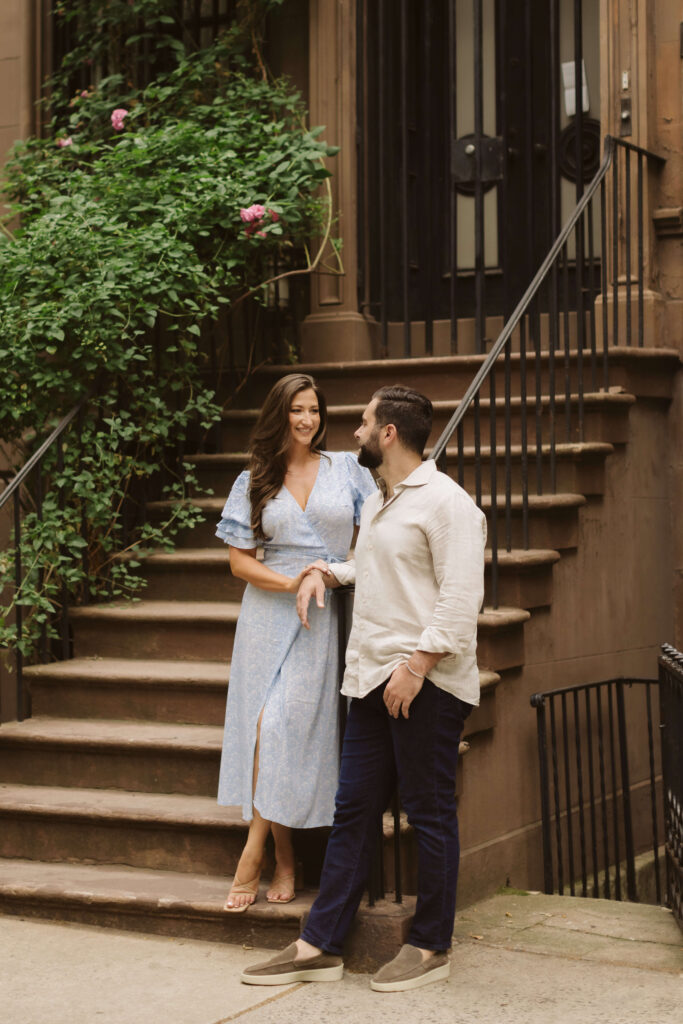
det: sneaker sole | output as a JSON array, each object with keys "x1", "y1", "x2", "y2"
[
  {"x1": 241, "y1": 964, "x2": 343, "y2": 986},
  {"x1": 370, "y1": 961, "x2": 450, "y2": 992}
]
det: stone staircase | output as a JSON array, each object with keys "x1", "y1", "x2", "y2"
[{"x1": 0, "y1": 344, "x2": 678, "y2": 950}]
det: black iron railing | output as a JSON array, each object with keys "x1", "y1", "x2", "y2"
[
  {"x1": 428, "y1": 136, "x2": 665, "y2": 608},
  {"x1": 0, "y1": 398, "x2": 88, "y2": 721},
  {"x1": 659, "y1": 644, "x2": 683, "y2": 931},
  {"x1": 530, "y1": 677, "x2": 663, "y2": 903}
]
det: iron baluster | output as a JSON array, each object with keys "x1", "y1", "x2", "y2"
[
  {"x1": 504, "y1": 344, "x2": 512, "y2": 552},
  {"x1": 607, "y1": 682, "x2": 622, "y2": 899},
  {"x1": 596, "y1": 685, "x2": 611, "y2": 899},
  {"x1": 625, "y1": 152, "x2": 632, "y2": 347},
  {"x1": 637, "y1": 152, "x2": 645, "y2": 347},
  {"x1": 378, "y1": 0, "x2": 388, "y2": 358},
  {"x1": 561, "y1": 244, "x2": 572, "y2": 442},
  {"x1": 587, "y1": 197, "x2": 598, "y2": 392},
  {"x1": 448, "y1": 0, "x2": 458, "y2": 354},
  {"x1": 400, "y1": 0, "x2": 411, "y2": 358},
  {"x1": 616, "y1": 682, "x2": 637, "y2": 901},
  {"x1": 13, "y1": 492, "x2": 24, "y2": 721},
  {"x1": 600, "y1": 177, "x2": 609, "y2": 390},
  {"x1": 488, "y1": 371, "x2": 498, "y2": 608},
  {"x1": 573, "y1": 689, "x2": 588, "y2": 896},
  {"x1": 645, "y1": 681, "x2": 662, "y2": 904},
  {"x1": 473, "y1": 0, "x2": 485, "y2": 355},
  {"x1": 584, "y1": 686, "x2": 600, "y2": 897},
  {"x1": 549, "y1": 696, "x2": 563, "y2": 893},
  {"x1": 561, "y1": 692, "x2": 576, "y2": 895},
  {"x1": 519, "y1": 318, "x2": 529, "y2": 550},
  {"x1": 612, "y1": 147, "x2": 619, "y2": 348}
]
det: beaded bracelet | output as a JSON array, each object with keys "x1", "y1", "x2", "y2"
[{"x1": 403, "y1": 661, "x2": 425, "y2": 680}]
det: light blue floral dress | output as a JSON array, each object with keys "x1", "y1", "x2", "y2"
[{"x1": 215, "y1": 451, "x2": 376, "y2": 828}]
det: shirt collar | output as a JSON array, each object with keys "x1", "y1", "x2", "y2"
[{"x1": 393, "y1": 458, "x2": 437, "y2": 492}]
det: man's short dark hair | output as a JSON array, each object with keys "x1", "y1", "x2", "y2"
[{"x1": 372, "y1": 386, "x2": 433, "y2": 456}]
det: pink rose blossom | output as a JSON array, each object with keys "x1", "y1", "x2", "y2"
[
  {"x1": 240, "y1": 203, "x2": 267, "y2": 224},
  {"x1": 268, "y1": 209, "x2": 280, "y2": 222},
  {"x1": 80, "y1": 90, "x2": 89, "y2": 98},
  {"x1": 111, "y1": 108, "x2": 128, "y2": 131},
  {"x1": 256, "y1": 230, "x2": 267, "y2": 238},
  {"x1": 56, "y1": 136, "x2": 73, "y2": 148}
]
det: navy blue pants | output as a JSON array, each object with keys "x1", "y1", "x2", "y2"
[{"x1": 301, "y1": 678, "x2": 471, "y2": 955}]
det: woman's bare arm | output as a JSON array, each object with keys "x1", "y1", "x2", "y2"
[{"x1": 229, "y1": 547, "x2": 307, "y2": 594}]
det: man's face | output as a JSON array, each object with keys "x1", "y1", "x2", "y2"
[{"x1": 355, "y1": 398, "x2": 383, "y2": 469}]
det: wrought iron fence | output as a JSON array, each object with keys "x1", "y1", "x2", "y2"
[
  {"x1": 530, "y1": 676, "x2": 663, "y2": 903},
  {"x1": 659, "y1": 644, "x2": 683, "y2": 931},
  {"x1": 428, "y1": 136, "x2": 665, "y2": 608}
]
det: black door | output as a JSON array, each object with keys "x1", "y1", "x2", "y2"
[{"x1": 357, "y1": 0, "x2": 598, "y2": 348}]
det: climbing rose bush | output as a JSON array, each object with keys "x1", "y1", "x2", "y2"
[{"x1": 0, "y1": 0, "x2": 337, "y2": 658}]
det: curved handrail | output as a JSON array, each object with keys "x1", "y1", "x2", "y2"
[{"x1": 429, "y1": 135, "x2": 664, "y2": 463}]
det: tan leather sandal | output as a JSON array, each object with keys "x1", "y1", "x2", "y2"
[
  {"x1": 266, "y1": 872, "x2": 296, "y2": 904},
  {"x1": 224, "y1": 871, "x2": 261, "y2": 913}
]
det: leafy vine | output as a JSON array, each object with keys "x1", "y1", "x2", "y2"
[{"x1": 0, "y1": 0, "x2": 337, "y2": 659}]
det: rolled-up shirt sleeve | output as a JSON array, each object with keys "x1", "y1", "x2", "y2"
[
  {"x1": 328, "y1": 559, "x2": 356, "y2": 587},
  {"x1": 416, "y1": 490, "x2": 487, "y2": 655}
]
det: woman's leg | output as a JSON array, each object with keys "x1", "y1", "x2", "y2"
[
  {"x1": 267, "y1": 821, "x2": 296, "y2": 901},
  {"x1": 225, "y1": 709, "x2": 270, "y2": 909}
]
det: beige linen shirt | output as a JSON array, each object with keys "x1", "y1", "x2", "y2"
[{"x1": 329, "y1": 459, "x2": 487, "y2": 705}]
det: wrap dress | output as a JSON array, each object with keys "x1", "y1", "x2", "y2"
[{"x1": 215, "y1": 450, "x2": 376, "y2": 828}]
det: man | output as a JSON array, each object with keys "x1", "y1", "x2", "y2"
[{"x1": 241, "y1": 385, "x2": 487, "y2": 992}]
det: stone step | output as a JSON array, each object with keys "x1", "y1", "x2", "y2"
[
  {"x1": 0, "y1": 858, "x2": 311, "y2": 950},
  {"x1": 0, "y1": 858, "x2": 416, "y2": 968},
  {"x1": 25, "y1": 658, "x2": 229, "y2": 725},
  {"x1": 484, "y1": 549, "x2": 561, "y2": 609},
  {"x1": 187, "y1": 440, "x2": 614, "y2": 499},
  {"x1": 117, "y1": 548, "x2": 245, "y2": 603},
  {"x1": 68, "y1": 596, "x2": 527, "y2": 673},
  {"x1": 0, "y1": 785, "x2": 248, "y2": 876},
  {"x1": 477, "y1": 607, "x2": 531, "y2": 671},
  {"x1": 231, "y1": 346, "x2": 680, "y2": 406},
  {"x1": 221, "y1": 392, "x2": 635, "y2": 451},
  {"x1": 69, "y1": 601, "x2": 241, "y2": 661},
  {"x1": 0, "y1": 718, "x2": 223, "y2": 795},
  {"x1": 112, "y1": 544, "x2": 558, "y2": 610},
  {"x1": 153, "y1": 489, "x2": 586, "y2": 552}
]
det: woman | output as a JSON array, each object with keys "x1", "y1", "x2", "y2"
[{"x1": 216, "y1": 373, "x2": 376, "y2": 911}]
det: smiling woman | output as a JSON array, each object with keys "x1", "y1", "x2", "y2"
[{"x1": 215, "y1": 373, "x2": 376, "y2": 911}]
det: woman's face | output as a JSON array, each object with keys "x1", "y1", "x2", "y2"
[{"x1": 288, "y1": 388, "x2": 320, "y2": 449}]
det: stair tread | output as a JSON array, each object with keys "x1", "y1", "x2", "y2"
[
  {"x1": 0, "y1": 858, "x2": 313, "y2": 917},
  {"x1": 23, "y1": 658, "x2": 229, "y2": 685},
  {"x1": 485, "y1": 548, "x2": 560, "y2": 567},
  {"x1": 222, "y1": 390, "x2": 636, "y2": 419},
  {"x1": 0, "y1": 717, "x2": 223, "y2": 750},
  {"x1": 187, "y1": 441, "x2": 615, "y2": 466},
  {"x1": 151, "y1": 491, "x2": 588, "y2": 513},
  {"x1": 479, "y1": 606, "x2": 531, "y2": 627},
  {"x1": 0, "y1": 784, "x2": 243, "y2": 828},
  {"x1": 69, "y1": 600, "x2": 242, "y2": 622},
  {"x1": 256, "y1": 346, "x2": 682, "y2": 376}
]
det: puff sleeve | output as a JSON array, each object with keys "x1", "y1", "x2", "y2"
[
  {"x1": 215, "y1": 470, "x2": 256, "y2": 549},
  {"x1": 342, "y1": 451, "x2": 377, "y2": 524}
]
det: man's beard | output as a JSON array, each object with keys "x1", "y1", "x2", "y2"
[{"x1": 358, "y1": 434, "x2": 382, "y2": 470}]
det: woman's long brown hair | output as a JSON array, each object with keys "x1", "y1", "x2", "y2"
[{"x1": 248, "y1": 373, "x2": 328, "y2": 540}]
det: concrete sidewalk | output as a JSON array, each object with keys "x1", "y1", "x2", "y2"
[{"x1": 1, "y1": 891, "x2": 681, "y2": 1024}]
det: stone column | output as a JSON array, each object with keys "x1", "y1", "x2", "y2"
[{"x1": 300, "y1": 0, "x2": 375, "y2": 363}]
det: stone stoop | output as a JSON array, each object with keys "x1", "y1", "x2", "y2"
[{"x1": 0, "y1": 344, "x2": 678, "y2": 952}]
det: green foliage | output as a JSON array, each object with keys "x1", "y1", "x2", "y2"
[{"x1": 0, "y1": 0, "x2": 334, "y2": 659}]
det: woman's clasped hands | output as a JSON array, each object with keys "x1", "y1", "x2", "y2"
[{"x1": 295, "y1": 560, "x2": 332, "y2": 629}]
